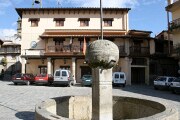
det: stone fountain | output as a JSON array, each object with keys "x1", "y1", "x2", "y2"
[{"x1": 35, "y1": 40, "x2": 179, "y2": 120}]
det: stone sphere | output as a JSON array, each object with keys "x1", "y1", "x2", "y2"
[{"x1": 85, "y1": 39, "x2": 119, "y2": 69}]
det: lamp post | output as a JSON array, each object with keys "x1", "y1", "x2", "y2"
[
  {"x1": 100, "y1": 0, "x2": 103, "y2": 40},
  {"x1": 32, "y1": 0, "x2": 42, "y2": 8}
]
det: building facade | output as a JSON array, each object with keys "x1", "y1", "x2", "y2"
[
  {"x1": 166, "y1": 0, "x2": 180, "y2": 45},
  {"x1": 16, "y1": 7, "x2": 155, "y2": 85},
  {"x1": 0, "y1": 40, "x2": 21, "y2": 80},
  {"x1": 166, "y1": 0, "x2": 180, "y2": 73}
]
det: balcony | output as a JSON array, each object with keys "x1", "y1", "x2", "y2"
[
  {"x1": 0, "y1": 48, "x2": 21, "y2": 55},
  {"x1": 130, "y1": 46, "x2": 150, "y2": 57},
  {"x1": 118, "y1": 46, "x2": 127, "y2": 56},
  {"x1": 45, "y1": 45, "x2": 128, "y2": 57},
  {"x1": 45, "y1": 45, "x2": 83, "y2": 56},
  {"x1": 169, "y1": 18, "x2": 180, "y2": 31},
  {"x1": 171, "y1": 44, "x2": 180, "y2": 58}
]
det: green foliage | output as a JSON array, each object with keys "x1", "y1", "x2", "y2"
[
  {"x1": 1, "y1": 58, "x2": 7, "y2": 66},
  {"x1": 170, "y1": 23, "x2": 180, "y2": 31}
]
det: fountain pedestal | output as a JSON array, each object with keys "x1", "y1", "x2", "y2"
[{"x1": 92, "y1": 68, "x2": 113, "y2": 120}]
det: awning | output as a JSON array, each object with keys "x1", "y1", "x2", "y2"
[{"x1": 40, "y1": 29, "x2": 127, "y2": 38}]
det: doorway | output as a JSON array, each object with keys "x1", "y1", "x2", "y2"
[
  {"x1": 80, "y1": 66, "x2": 92, "y2": 77},
  {"x1": 131, "y1": 67, "x2": 145, "y2": 84}
]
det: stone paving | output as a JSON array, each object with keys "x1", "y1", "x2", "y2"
[{"x1": 0, "y1": 81, "x2": 179, "y2": 120}]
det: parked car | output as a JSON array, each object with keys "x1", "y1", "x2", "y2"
[
  {"x1": 81, "y1": 75, "x2": 92, "y2": 86},
  {"x1": 53, "y1": 69, "x2": 74, "y2": 87},
  {"x1": 12, "y1": 73, "x2": 35, "y2": 85},
  {"x1": 35, "y1": 74, "x2": 54, "y2": 85},
  {"x1": 170, "y1": 78, "x2": 180, "y2": 94},
  {"x1": 153, "y1": 76, "x2": 176, "y2": 90},
  {"x1": 112, "y1": 72, "x2": 126, "y2": 87}
]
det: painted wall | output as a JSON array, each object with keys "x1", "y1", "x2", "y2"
[{"x1": 21, "y1": 10, "x2": 128, "y2": 56}]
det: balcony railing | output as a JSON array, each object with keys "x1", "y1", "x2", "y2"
[
  {"x1": 169, "y1": 18, "x2": 180, "y2": 31},
  {"x1": 0, "y1": 48, "x2": 21, "y2": 54},
  {"x1": 47, "y1": 45, "x2": 81, "y2": 53},
  {"x1": 118, "y1": 46, "x2": 127, "y2": 56},
  {"x1": 46, "y1": 45, "x2": 128, "y2": 56},
  {"x1": 130, "y1": 46, "x2": 150, "y2": 56}
]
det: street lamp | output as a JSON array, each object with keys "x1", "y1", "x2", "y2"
[{"x1": 32, "y1": 0, "x2": 42, "y2": 8}]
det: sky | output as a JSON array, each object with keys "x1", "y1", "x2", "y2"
[{"x1": 0, "y1": 0, "x2": 169, "y2": 40}]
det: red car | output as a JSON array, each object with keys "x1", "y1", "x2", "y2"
[
  {"x1": 12, "y1": 73, "x2": 35, "y2": 85},
  {"x1": 35, "y1": 74, "x2": 54, "y2": 85}
]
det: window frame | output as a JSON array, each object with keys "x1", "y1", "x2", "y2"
[
  {"x1": 29, "y1": 18, "x2": 40, "y2": 27},
  {"x1": 54, "y1": 18, "x2": 65, "y2": 27},
  {"x1": 78, "y1": 18, "x2": 90, "y2": 27},
  {"x1": 103, "y1": 18, "x2": 113, "y2": 27}
]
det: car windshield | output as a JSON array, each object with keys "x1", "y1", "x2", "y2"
[
  {"x1": 15, "y1": 73, "x2": 22, "y2": 78},
  {"x1": 173, "y1": 78, "x2": 180, "y2": 82},
  {"x1": 155, "y1": 77, "x2": 166, "y2": 81},
  {"x1": 83, "y1": 75, "x2": 92, "y2": 79}
]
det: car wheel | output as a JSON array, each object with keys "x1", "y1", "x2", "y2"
[
  {"x1": 68, "y1": 81, "x2": 74, "y2": 87},
  {"x1": 26, "y1": 81, "x2": 30, "y2": 86},
  {"x1": 122, "y1": 84, "x2": 125, "y2": 87},
  {"x1": 14, "y1": 83, "x2": 17, "y2": 85},
  {"x1": 154, "y1": 86, "x2": 158, "y2": 90}
]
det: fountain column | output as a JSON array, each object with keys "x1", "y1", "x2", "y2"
[
  {"x1": 86, "y1": 40, "x2": 119, "y2": 120},
  {"x1": 92, "y1": 68, "x2": 113, "y2": 120}
]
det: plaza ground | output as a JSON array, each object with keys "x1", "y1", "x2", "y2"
[{"x1": 0, "y1": 81, "x2": 179, "y2": 120}]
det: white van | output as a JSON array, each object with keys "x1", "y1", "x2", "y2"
[
  {"x1": 53, "y1": 69, "x2": 74, "y2": 87},
  {"x1": 112, "y1": 72, "x2": 126, "y2": 87}
]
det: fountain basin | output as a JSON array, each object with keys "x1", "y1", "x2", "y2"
[{"x1": 35, "y1": 96, "x2": 178, "y2": 120}]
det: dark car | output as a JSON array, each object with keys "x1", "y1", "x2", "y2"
[
  {"x1": 35, "y1": 74, "x2": 54, "y2": 85},
  {"x1": 170, "y1": 78, "x2": 180, "y2": 94},
  {"x1": 81, "y1": 75, "x2": 92, "y2": 86},
  {"x1": 12, "y1": 73, "x2": 35, "y2": 85}
]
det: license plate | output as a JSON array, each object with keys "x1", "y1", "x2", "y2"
[
  {"x1": 39, "y1": 79, "x2": 43, "y2": 80},
  {"x1": 16, "y1": 78, "x2": 21, "y2": 80}
]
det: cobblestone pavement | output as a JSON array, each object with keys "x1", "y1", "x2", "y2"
[{"x1": 0, "y1": 81, "x2": 180, "y2": 120}]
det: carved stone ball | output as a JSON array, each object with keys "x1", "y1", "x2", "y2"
[{"x1": 85, "y1": 39, "x2": 119, "y2": 69}]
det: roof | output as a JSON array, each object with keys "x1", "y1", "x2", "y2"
[
  {"x1": 2, "y1": 41, "x2": 20, "y2": 46},
  {"x1": 127, "y1": 30, "x2": 152, "y2": 37},
  {"x1": 16, "y1": 7, "x2": 131, "y2": 17},
  {"x1": 40, "y1": 29, "x2": 127, "y2": 38},
  {"x1": 166, "y1": 0, "x2": 180, "y2": 12},
  {"x1": 39, "y1": 29, "x2": 154, "y2": 40}
]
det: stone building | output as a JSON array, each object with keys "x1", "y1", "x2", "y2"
[
  {"x1": 0, "y1": 40, "x2": 21, "y2": 80},
  {"x1": 16, "y1": 7, "x2": 157, "y2": 85}
]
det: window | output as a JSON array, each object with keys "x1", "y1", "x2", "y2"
[
  {"x1": 120, "y1": 74, "x2": 124, "y2": 79},
  {"x1": 115, "y1": 74, "x2": 119, "y2": 79},
  {"x1": 103, "y1": 18, "x2": 113, "y2": 27},
  {"x1": 54, "y1": 18, "x2": 65, "y2": 27},
  {"x1": 29, "y1": 18, "x2": 40, "y2": 27},
  {"x1": 62, "y1": 71, "x2": 67, "y2": 76},
  {"x1": 79, "y1": 18, "x2": 90, "y2": 27},
  {"x1": 55, "y1": 71, "x2": 60, "y2": 76},
  {"x1": 38, "y1": 66, "x2": 47, "y2": 74}
]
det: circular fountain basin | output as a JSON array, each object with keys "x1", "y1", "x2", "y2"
[{"x1": 35, "y1": 96, "x2": 178, "y2": 120}]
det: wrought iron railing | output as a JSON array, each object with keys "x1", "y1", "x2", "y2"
[
  {"x1": 169, "y1": 18, "x2": 180, "y2": 31},
  {"x1": 130, "y1": 46, "x2": 150, "y2": 56},
  {"x1": 118, "y1": 46, "x2": 127, "y2": 56},
  {"x1": 47, "y1": 45, "x2": 81, "y2": 53}
]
